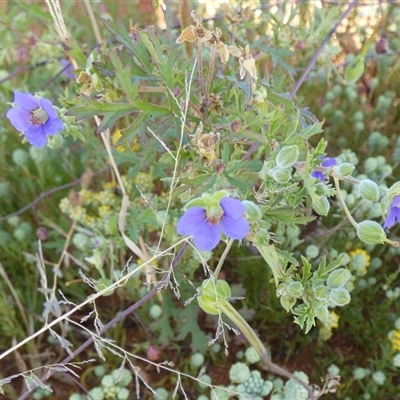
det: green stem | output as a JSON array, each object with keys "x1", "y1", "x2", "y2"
[
  {"x1": 334, "y1": 177, "x2": 358, "y2": 228},
  {"x1": 246, "y1": 73, "x2": 253, "y2": 107},
  {"x1": 219, "y1": 300, "x2": 270, "y2": 361},
  {"x1": 213, "y1": 238, "x2": 234, "y2": 278},
  {"x1": 219, "y1": 299, "x2": 316, "y2": 400}
]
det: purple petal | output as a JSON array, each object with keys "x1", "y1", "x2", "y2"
[
  {"x1": 6, "y1": 108, "x2": 32, "y2": 132},
  {"x1": 24, "y1": 125, "x2": 48, "y2": 148},
  {"x1": 177, "y1": 207, "x2": 208, "y2": 236},
  {"x1": 60, "y1": 59, "x2": 75, "y2": 79},
  {"x1": 384, "y1": 195, "x2": 400, "y2": 228},
  {"x1": 193, "y1": 224, "x2": 221, "y2": 251},
  {"x1": 321, "y1": 157, "x2": 337, "y2": 167},
  {"x1": 13, "y1": 91, "x2": 39, "y2": 111},
  {"x1": 220, "y1": 197, "x2": 245, "y2": 219},
  {"x1": 220, "y1": 214, "x2": 249, "y2": 240},
  {"x1": 43, "y1": 118, "x2": 63, "y2": 136},
  {"x1": 383, "y1": 209, "x2": 396, "y2": 228},
  {"x1": 39, "y1": 98, "x2": 58, "y2": 120},
  {"x1": 392, "y1": 195, "x2": 400, "y2": 207},
  {"x1": 311, "y1": 171, "x2": 325, "y2": 181}
]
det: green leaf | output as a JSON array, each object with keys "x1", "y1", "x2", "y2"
[
  {"x1": 299, "y1": 121, "x2": 324, "y2": 139},
  {"x1": 66, "y1": 99, "x2": 134, "y2": 121},
  {"x1": 105, "y1": 20, "x2": 152, "y2": 72},
  {"x1": 121, "y1": 113, "x2": 146, "y2": 145},
  {"x1": 108, "y1": 49, "x2": 140, "y2": 104},
  {"x1": 293, "y1": 304, "x2": 316, "y2": 333},
  {"x1": 149, "y1": 292, "x2": 177, "y2": 345},
  {"x1": 176, "y1": 302, "x2": 209, "y2": 352},
  {"x1": 139, "y1": 31, "x2": 162, "y2": 64},
  {"x1": 345, "y1": 55, "x2": 365, "y2": 84}
]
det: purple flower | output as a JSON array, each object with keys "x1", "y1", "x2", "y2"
[
  {"x1": 60, "y1": 59, "x2": 75, "y2": 79},
  {"x1": 311, "y1": 157, "x2": 337, "y2": 181},
  {"x1": 6, "y1": 91, "x2": 63, "y2": 148},
  {"x1": 177, "y1": 197, "x2": 250, "y2": 251},
  {"x1": 383, "y1": 195, "x2": 400, "y2": 229}
]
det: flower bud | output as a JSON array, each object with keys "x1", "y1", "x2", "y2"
[
  {"x1": 243, "y1": 200, "x2": 262, "y2": 223},
  {"x1": 313, "y1": 285, "x2": 329, "y2": 300},
  {"x1": 272, "y1": 167, "x2": 291, "y2": 184},
  {"x1": 337, "y1": 162, "x2": 355, "y2": 177},
  {"x1": 356, "y1": 220, "x2": 387, "y2": 244},
  {"x1": 287, "y1": 281, "x2": 304, "y2": 298},
  {"x1": 327, "y1": 268, "x2": 351, "y2": 289},
  {"x1": 276, "y1": 145, "x2": 299, "y2": 168},
  {"x1": 92, "y1": 72, "x2": 103, "y2": 91},
  {"x1": 375, "y1": 37, "x2": 389, "y2": 54},
  {"x1": 387, "y1": 182, "x2": 400, "y2": 199},
  {"x1": 314, "y1": 306, "x2": 329, "y2": 323},
  {"x1": 280, "y1": 295, "x2": 296, "y2": 312},
  {"x1": 312, "y1": 196, "x2": 330, "y2": 216},
  {"x1": 345, "y1": 54, "x2": 365, "y2": 84},
  {"x1": 329, "y1": 288, "x2": 351, "y2": 306},
  {"x1": 314, "y1": 182, "x2": 330, "y2": 196},
  {"x1": 305, "y1": 244, "x2": 319, "y2": 259},
  {"x1": 36, "y1": 227, "x2": 48, "y2": 241},
  {"x1": 147, "y1": 345, "x2": 161, "y2": 361},
  {"x1": 47, "y1": 134, "x2": 64, "y2": 149},
  {"x1": 197, "y1": 279, "x2": 231, "y2": 315},
  {"x1": 259, "y1": 160, "x2": 274, "y2": 180},
  {"x1": 359, "y1": 179, "x2": 380, "y2": 202}
]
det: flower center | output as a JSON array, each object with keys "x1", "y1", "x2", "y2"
[
  {"x1": 207, "y1": 215, "x2": 221, "y2": 226},
  {"x1": 30, "y1": 108, "x2": 48, "y2": 126}
]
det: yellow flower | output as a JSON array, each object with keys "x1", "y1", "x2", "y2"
[
  {"x1": 228, "y1": 44, "x2": 257, "y2": 80},
  {"x1": 112, "y1": 129, "x2": 139, "y2": 153},
  {"x1": 319, "y1": 311, "x2": 340, "y2": 341},
  {"x1": 392, "y1": 329, "x2": 400, "y2": 352},
  {"x1": 349, "y1": 248, "x2": 371, "y2": 276}
]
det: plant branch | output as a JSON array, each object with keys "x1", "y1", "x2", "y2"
[
  {"x1": 16, "y1": 242, "x2": 190, "y2": 400},
  {"x1": 289, "y1": 0, "x2": 358, "y2": 99}
]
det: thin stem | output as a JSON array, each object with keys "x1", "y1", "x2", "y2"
[
  {"x1": 198, "y1": 40, "x2": 204, "y2": 97},
  {"x1": 333, "y1": 177, "x2": 358, "y2": 228},
  {"x1": 83, "y1": 0, "x2": 103, "y2": 45},
  {"x1": 213, "y1": 239, "x2": 234, "y2": 278},
  {"x1": 220, "y1": 301, "x2": 269, "y2": 361},
  {"x1": 0, "y1": 167, "x2": 110, "y2": 223},
  {"x1": 220, "y1": 300, "x2": 316, "y2": 400},
  {"x1": 0, "y1": 239, "x2": 187, "y2": 362},
  {"x1": 246, "y1": 73, "x2": 253, "y2": 107},
  {"x1": 204, "y1": 46, "x2": 215, "y2": 99},
  {"x1": 0, "y1": 263, "x2": 30, "y2": 335},
  {"x1": 289, "y1": 0, "x2": 358, "y2": 99},
  {"x1": 17, "y1": 242, "x2": 190, "y2": 400}
]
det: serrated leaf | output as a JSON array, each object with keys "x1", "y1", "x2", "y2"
[
  {"x1": 139, "y1": 31, "x2": 162, "y2": 64},
  {"x1": 299, "y1": 121, "x2": 324, "y2": 139},
  {"x1": 120, "y1": 113, "x2": 146, "y2": 145},
  {"x1": 66, "y1": 100, "x2": 134, "y2": 121},
  {"x1": 149, "y1": 292, "x2": 176, "y2": 345},
  {"x1": 105, "y1": 20, "x2": 152, "y2": 72},
  {"x1": 176, "y1": 302, "x2": 209, "y2": 352},
  {"x1": 109, "y1": 49, "x2": 140, "y2": 104}
]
